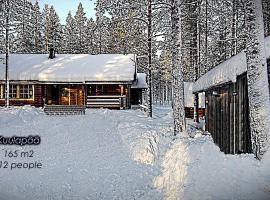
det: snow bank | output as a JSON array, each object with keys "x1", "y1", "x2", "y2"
[
  {"x1": 0, "y1": 54, "x2": 136, "y2": 82},
  {"x1": 194, "y1": 36, "x2": 270, "y2": 93},
  {"x1": 0, "y1": 106, "x2": 269, "y2": 200},
  {"x1": 181, "y1": 134, "x2": 269, "y2": 200},
  {"x1": 0, "y1": 107, "x2": 162, "y2": 200},
  {"x1": 155, "y1": 131, "x2": 270, "y2": 200}
]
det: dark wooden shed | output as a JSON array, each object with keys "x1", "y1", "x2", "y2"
[
  {"x1": 204, "y1": 73, "x2": 252, "y2": 154},
  {"x1": 193, "y1": 36, "x2": 270, "y2": 155}
]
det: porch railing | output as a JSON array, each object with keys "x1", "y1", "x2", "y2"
[{"x1": 86, "y1": 95, "x2": 127, "y2": 109}]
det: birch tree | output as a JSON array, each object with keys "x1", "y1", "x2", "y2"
[{"x1": 245, "y1": 0, "x2": 270, "y2": 159}]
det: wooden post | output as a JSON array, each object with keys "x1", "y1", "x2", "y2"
[
  {"x1": 233, "y1": 83, "x2": 236, "y2": 154},
  {"x1": 5, "y1": 0, "x2": 10, "y2": 107},
  {"x1": 84, "y1": 85, "x2": 87, "y2": 106},
  {"x1": 194, "y1": 93, "x2": 199, "y2": 122},
  {"x1": 68, "y1": 85, "x2": 71, "y2": 105}
]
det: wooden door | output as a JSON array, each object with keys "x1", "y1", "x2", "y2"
[{"x1": 60, "y1": 86, "x2": 85, "y2": 106}]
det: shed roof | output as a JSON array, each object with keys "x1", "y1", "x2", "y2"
[
  {"x1": 131, "y1": 73, "x2": 147, "y2": 89},
  {"x1": 0, "y1": 54, "x2": 136, "y2": 83},
  {"x1": 193, "y1": 36, "x2": 270, "y2": 93}
]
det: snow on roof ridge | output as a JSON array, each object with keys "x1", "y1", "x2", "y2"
[{"x1": 193, "y1": 37, "x2": 270, "y2": 93}]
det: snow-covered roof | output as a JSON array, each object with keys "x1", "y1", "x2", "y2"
[
  {"x1": 185, "y1": 82, "x2": 205, "y2": 108},
  {"x1": 0, "y1": 54, "x2": 136, "y2": 82},
  {"x1": 131, "y1": 73, "x2": 147, "y2": 89},
  {"x1": 193, "y1": 52, "x2": 247, "y2": 93},
  {"x1": 194, "y1": 36, "x2": 270, "y2": 93}
]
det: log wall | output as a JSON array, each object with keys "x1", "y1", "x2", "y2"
[{"x1": 0, "y1": 85, "x2": 44, "y2": 107}]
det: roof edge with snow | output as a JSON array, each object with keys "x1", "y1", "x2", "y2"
[{"x1": 193, "y1": 36, "x2": 270, "y2": 93}]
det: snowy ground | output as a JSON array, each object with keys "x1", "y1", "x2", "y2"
[{"x1": 0, "y1": 106, "x2": 269, "y2": 200}]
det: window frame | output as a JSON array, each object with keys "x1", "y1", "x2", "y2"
[{"x1": 0, "y1": 84, "x2": 34, "y2": 100}]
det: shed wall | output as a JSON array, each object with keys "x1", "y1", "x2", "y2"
[{"x1": 205, "y1": 73, "x2": 252, "y2": 154}]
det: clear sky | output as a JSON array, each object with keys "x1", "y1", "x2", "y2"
[{"x1": 35, "y1": 0, "x2": 96, "y2": 24}]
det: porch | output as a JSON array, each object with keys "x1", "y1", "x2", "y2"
[{"x1": 45, "y1": 84, "x2": 130, "y2": 109}]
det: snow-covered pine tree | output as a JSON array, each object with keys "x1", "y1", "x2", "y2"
[
  {"x1": 48, "y1": 6, "x2": 62, "y2": 52},
  {"x1": 15, "y1": 0, "x2": 33, "y2": 53},
  {"x1": 95, "y1": 1, "x2": 111, "y2": 54},
  {"x1": 32, "y1": 1, "x2": 43, "y2": 53},
  {"x1": 85, "y1": 18, "x2": 97, "y2": 54},
  {"x1": 61, "y1": 11, "x2": 76, "y2": 53},
  {"x1": 245, "y1": 0, "x2": 270, "y2": 159},
  {"x1": 42, "y1": 4, "x2": 50, "y2": 53},
  {"x1": 74, "y1": 3, "x2": 87, "y2": 54},
  {"x1": 171, "y1": 0, "x2": 186, "y2": 134}
]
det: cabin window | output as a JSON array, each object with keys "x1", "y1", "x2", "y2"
[
  {"x1": 19, "y1": 85, "x2": 33, "y2": 99},
  {"x1": 0, "y1": 84, "x2": 33, "y2": 100},
  {"x1": 9, "y1": 85, "x2": 17, "y2": 99},
  {"x1": 0, "y1": 85, "x2": 3, "y2": 99}
]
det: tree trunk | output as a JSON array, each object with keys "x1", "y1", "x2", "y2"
[
  {"x1": 262, "y1": 0, "x2": 270, "y2": 36},
  {"x1": 147, "y1": 0, "x2": 153, "y2": 117},
  {"x1": 245, "y1": 0, "x2": 270, "y2": 159},
  {"x1": 231, "y1": 0, "x2": 237, "y2": 56},
  {"x1": 204, "y1": 0, "x2": 208, "y2": 73},
  {"x1": 171, "y1": 0, "x2": 186, "y2": 134}
]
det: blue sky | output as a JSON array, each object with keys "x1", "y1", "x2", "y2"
[{"x1": 35, "y1": 0, "x2": 96, "y2": 24}]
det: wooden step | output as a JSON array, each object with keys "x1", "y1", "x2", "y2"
[{"x1": 44, "y1": 105, "x2": 86, "y2": 115}]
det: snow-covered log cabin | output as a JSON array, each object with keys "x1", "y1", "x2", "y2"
[
  {"x1": 0, "y1": 51, "x2": 147, "y2": 112},
  {"x1": 193, "y1": 36, "x2": 270, "y2": 155}
]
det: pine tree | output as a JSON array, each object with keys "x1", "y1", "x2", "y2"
[
  {"x1": 15, "y1": 0, "x2": 33, "y2": 53},
  {"x1": 62, "y1": 11, "x2": 76, "y2": 53},
  {"x1": 85, "y1": 18, "x2": 97, "y2": 54},
  {"x1": 48, "y1": 6, "x2": 61, "y2": 51},
  {"x1": 74, "y1": 3, "x2": 87, "y2": 53},
  {"x1": 32, "y1": 1, "x2": 43, "y2": 53},
  {"x1": 42, "y1": 4, "x2": 50, "y2": 52}
]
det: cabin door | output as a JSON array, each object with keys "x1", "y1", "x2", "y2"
[
  {"x1": 46, "y1": 85, "x2": 60, "y2": 105},
  {"x1": 60, "y1": 86, "x2": 85, "y2": 106}
]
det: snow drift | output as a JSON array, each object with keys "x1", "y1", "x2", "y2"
[{"x1": 0, "y1": 106, "x2": 269, "y2": 200}]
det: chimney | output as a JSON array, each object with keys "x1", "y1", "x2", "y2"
[{"x1": 49, "y1": 48, "x2": 55, "y2": 59}]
